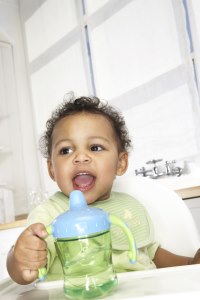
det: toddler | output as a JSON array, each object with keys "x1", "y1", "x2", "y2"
[{"x1": 7, "y1": 95, "x2": 200, "y2": 284}]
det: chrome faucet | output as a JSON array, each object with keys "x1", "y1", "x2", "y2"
[
  {"x1": 165, "y1": 160, "x2": 182, "y2": 177},
  {"x1": 135, "y1": 159, "x2": 184, "y2": 179},
  {"x1": 135, "y1": 167, "x2": 155, "y2": 178},
  {"x1": 146, "y1": 159, "x2": 164, "y2": 178}
]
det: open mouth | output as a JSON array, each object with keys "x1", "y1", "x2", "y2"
[{"x1": 72, "y1": 173, "x2": 96, "y2": 192}]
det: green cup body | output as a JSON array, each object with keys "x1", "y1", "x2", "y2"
[{"x1": 55, "y1": 230, "x2": 118, "y2": 299}]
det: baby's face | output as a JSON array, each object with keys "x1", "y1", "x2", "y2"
[{"x1": 47, "y1": 112, "x2": 128, "y2": 204}]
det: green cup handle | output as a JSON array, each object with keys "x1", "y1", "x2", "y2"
[
  {"x1": 38, "y1": 267, "x2": 47, "y2": 281},
  {"x1": 109, "y1": 214, "x2": 137, "y2": 263},
  {"x1": 38, "y1": 225, "x2": 52, "y2": 281}
]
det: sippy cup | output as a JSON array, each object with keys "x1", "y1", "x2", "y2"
[{"x1": 40, "y1": 190, "x2": 137, "y2": 299}]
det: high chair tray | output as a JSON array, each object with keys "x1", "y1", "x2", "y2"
[{"x1": 1, "y1": 265, "x2": 200, "y2": 299}]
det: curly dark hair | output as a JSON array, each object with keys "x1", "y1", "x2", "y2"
[{"x1": 39, "y1": 95, "x2": 132, "y2": 158}]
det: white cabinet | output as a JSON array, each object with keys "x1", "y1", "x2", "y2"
[
  {"x1": 0, "y1": 42, "x2": 26, "y2": 220},
  {"x1": 0, "y1": 189, "x2": 14, "y2": 223}
]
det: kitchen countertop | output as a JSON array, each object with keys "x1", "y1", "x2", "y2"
[
  {"x1": 0, "y1": 219, "x2": 26, "y2": 230},
  {"x1": 175, "y1": 185, "x2": 200, "y2": 199}
]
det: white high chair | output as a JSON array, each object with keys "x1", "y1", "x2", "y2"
[{"x1": 112, "y1": 176, "x2": 200, "y2": 257}]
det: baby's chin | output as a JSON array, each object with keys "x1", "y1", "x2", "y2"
[
  {"x1": 82, "y1": 193, "x2": 97, "y2": 205},
  {"x1": 85, "y1": 191, "x2": 111, "y2": 204}
]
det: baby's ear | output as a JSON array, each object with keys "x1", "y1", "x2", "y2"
[
  {"x1": 116, "y1": 152, "x2": 128, "y2": 176},
  {"x1": 47, "y1": 159, "x2": 56, "y2": 181}
]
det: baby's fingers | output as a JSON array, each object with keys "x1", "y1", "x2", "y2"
[{"x1": 21, "y1": 256, "x2": 47, "y2": 282}]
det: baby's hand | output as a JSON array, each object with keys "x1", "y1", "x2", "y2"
[
  {"x1": 190, "y1": 248, "x2": 200, "y2": 264},
  {"x1": 13, "y1": 223, "x2": 48, "y2": 282}
]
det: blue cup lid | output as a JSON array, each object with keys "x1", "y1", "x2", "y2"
[{"x1": 51, "y1": 190, "x2": 110, "y2": 238}]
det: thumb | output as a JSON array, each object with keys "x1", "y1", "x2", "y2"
[
  {"x1": 27, "y1": 223, "x2": 48, "y2": 239},
  {"x1": 22, "y1": 269, "x2": 38, "y2": 282}
]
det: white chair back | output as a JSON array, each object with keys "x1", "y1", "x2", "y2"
[
  {"x1": 112, "y1": 176, "x2": 200, "y2": 257},
  {"x1": 0, "y1": 226, "x2": 24, "y2": 280}
]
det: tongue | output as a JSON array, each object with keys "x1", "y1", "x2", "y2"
[{"x1": 73, "y1": 174, "x2": 94, "y2": 187}]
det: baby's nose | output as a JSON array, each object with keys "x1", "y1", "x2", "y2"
[{"x1": 73, "y1": 152, "x2": 91, "y2": 164}]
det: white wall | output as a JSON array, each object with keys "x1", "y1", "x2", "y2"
[
  {"x1": 0, "y1": 0, "x2": 42, "y2": 216},
  {"x1": 1, "y1": 0, "x2": 200, "y2": 219}
]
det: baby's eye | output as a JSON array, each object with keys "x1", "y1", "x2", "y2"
[
  {"x1": 59, "y1": 147, "x2": 73, "y2": 155},
  {"x1": 90, "y1": 145, "x2": 103, "y2": 152}
]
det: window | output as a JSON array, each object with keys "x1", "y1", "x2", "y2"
[{"x1": 19, "y1": 0, "x2": 200, "y2": 192}]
